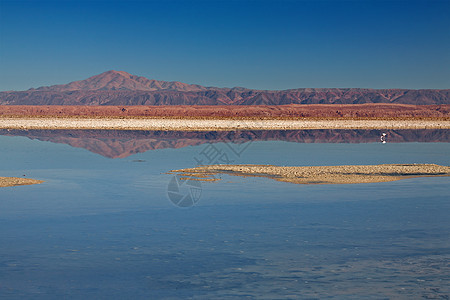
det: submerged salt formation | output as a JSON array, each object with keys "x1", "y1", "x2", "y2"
[
  {"x1": 169, "y1": 164, "x2": 450, "y2": 185},
  {"x1": 0, "y1": 177, "x2": 44, "y2": 187}
]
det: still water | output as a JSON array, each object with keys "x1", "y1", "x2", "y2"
[{"x1": 0, "y1": 130, "x2": 449, "y2": 299}]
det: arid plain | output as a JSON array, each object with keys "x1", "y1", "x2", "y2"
[{"x1": 0, "y1": 104, "x2": 449, "y2": 131}]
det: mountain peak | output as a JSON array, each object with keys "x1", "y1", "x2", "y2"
[
  {"x1": 102, "y1": 70, "x2": 132, "y2": 78},
  {"x1": 30, "y1": 71, "x2": 208, "y2": 92}
]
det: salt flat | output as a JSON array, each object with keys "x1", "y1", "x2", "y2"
[
  {"x1": 0, "y1": 177, "x2": 43, "y2": 187},
  {"x1": 170, "y1": 164, "x2": 450, "y2": 185},
  {"x1": 0, "y1": 117, "x2": 449, "y2": 131}
]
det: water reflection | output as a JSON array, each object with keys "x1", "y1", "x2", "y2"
[
  {"x1": 0, "y1": 129, "x2": 448, "y2": 158},
  {"x1": 1, "y1": 130, "x2": 449, "y2": 299}
]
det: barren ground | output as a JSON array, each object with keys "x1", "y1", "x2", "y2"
[{"x1": 1, "y1": 104, "x2": 449, "y2": 120}]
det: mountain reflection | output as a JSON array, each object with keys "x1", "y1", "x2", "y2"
[{"x1": 0, "y1": 129, "x2": 448, "y2": 159}]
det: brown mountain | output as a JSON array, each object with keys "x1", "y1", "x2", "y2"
[
  {"x1": 28, "y1": 70, "x2": 209, "y2": 92},
  {"x1": 1, "y1": 129, "x2": 448, "y2": 158},
  {"x1": 1, "y1": 71, "x2": 449, "y2": 105}
]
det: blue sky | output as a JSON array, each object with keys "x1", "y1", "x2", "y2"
[{"x1": 1, "y1": 0, "x2": 449, "y2": 91}]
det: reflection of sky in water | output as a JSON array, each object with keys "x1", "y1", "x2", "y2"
[{"x1": 0, "y1": 133, "x2": 449, "y2": 299}]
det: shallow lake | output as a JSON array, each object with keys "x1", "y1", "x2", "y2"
[{"x1": 0, "y1": 129, "x2": 449, "y2": 299}]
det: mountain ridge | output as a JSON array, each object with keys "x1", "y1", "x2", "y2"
[{"x1": 1, "y1": 71, "x2": 449, "y2": 105}]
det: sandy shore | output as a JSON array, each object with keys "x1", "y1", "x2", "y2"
[
  {"x1": 0, "y1": 177, "x2": 44, "y2": 187},
  {"x1": 169, "y1": 164, "x2": 450, "y2": 185},
  {"x1": 1, "y1": 118, "x2": 449, "y2": 131}
]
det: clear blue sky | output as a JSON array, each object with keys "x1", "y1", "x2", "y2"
[{"x1": 1, "y1": 0, "x2": 449, "y2": 91}]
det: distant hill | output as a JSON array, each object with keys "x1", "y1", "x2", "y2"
[
  {"x1": 28, "y1": 70, "x2": 209, "y2": 92},
  {"x1": 1, "y1": 71, "x2": 449, "y2": 105}
]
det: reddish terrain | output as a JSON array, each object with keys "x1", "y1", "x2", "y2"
[
  {"x1": 1, "y1": 129, "x2": 448, "y2": 158},
  {"x1": 1, "y1": 71, "x2": 449, "y2": 105},
  {"x1": 27, "y1": 70, "x2": 208, "y2": 92},
  {"x1": 0, "y1": 104, "x2": 448, "y2": 120}
]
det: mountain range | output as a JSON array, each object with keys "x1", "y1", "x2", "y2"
[{"x1": 1, "y1": 70, "x2": 449, "y2": 105}]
